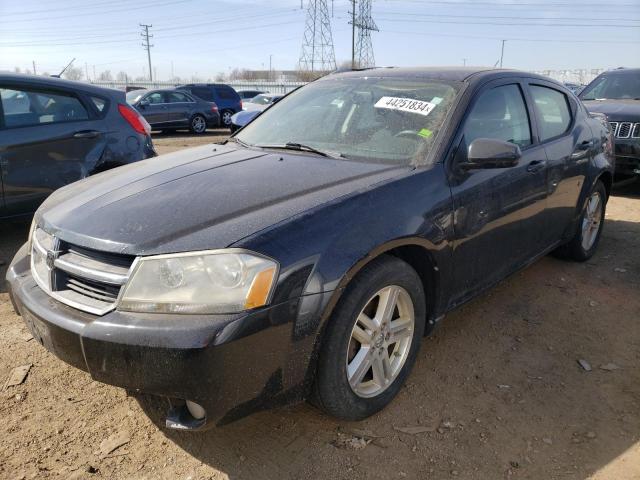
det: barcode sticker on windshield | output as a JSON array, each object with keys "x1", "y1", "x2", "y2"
[{"x1": 374, "y1": 96, "x2": 436, "y2": 116}]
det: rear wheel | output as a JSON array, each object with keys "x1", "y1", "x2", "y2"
[
  {"x1": 554, "y1": 180, "x2": 607, "y2": 261},
  {"x1": 190, "y1": 114, "x2": 207, "y2": 134},
  {"x1": 314, "y1": 256, "x2": 425, "y2": 420},
  {"x1": 221, "y1": 110, "x2": 233, "y2": 127}
]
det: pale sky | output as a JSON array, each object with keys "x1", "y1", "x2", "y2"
[{"x1": 0, "y1": 0, "x2": 639, "y2": 80}]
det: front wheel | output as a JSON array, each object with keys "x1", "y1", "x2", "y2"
[
  {"x1": 189, "y1": 114, "x2": 207, "y2": 134},
  {"x1": 313, "y1": 255, "x2": 425, "y2": 420},
  {"x1": 554, "y1": 180, "x2": 607, "y2": 261}
]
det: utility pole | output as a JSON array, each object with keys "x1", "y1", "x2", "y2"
[
  {"x1": 85, "y1": 62, "x2": 89, "y2": 81},
  {"x1": 32, "y1": 60, "x2": 36, "y2": 75},
  {"x1": 462, "y1": 58, "x2": 467, "y2": 66},
  {"x1": 351, "y1": 0, "x2": 356, "y2": 69},
  {"x1": 140, "y1": 23, "x2": 154, "y2": 81},
  {"x1": 92, "y1": 65, "x2": 96, "y2": 80},
  {"x1": 269, "y1": 54, "x2": 273, "y2": 81},
  {"x1": 171, "y1": 60, "x2": 174, "y2": 79},
  {"x1": 499, "y1": 39, "x2": 506, "y2": 68}
]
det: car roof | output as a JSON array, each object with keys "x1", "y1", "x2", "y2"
[
  {"x1": 326, "y1": 66, "x2": 557, "y2": 85},
  {"x1": 0, "y1": 72, "x2": 122, "y2": 96}
]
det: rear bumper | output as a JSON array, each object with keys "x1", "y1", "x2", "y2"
[{"x1": 7, "y1": 244, "x2": 314, "y2": 428}]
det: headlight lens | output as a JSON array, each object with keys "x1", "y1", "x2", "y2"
[{"x1": 118, "y1": 250, "x2": 278, "y2": 314}]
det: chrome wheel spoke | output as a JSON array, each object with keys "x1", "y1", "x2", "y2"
[
  {"x1": 348, "y1": 347, "x2": 372, "y2": 388},
  {"x1": 375, "y1": 286, "x2": 400, "y2": 326},
  {"x1": 388, "y1": 316, "x2": 413, "y2": 344},
  {"x1": 352, "y1": 323, "x2": 373, "y2": 345},
  {"x1": 357, "y1": 312, "x2": 378, "y2": 333},
  {"x1": 371, "y1": 353, "x2": 390, "y2": 387},
  {"x1": 581, "y1": 192, "x2": 602, "y2": 251}
]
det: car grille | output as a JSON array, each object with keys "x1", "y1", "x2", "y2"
[
  {"x1": 31, "y1": 228, "x2": 135, "y2": 315},
  {"x1": 609, "y1": 121, "x2": 640, "y2": 139}
]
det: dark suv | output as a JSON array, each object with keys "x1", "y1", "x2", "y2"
[
  {"x1": 177, "y1": 84, "x2": 242, "y2": 127},
  {"x1": 0, "y1": 74, "x2": 155, "y2": 219},
  {"x1": 579, "y1": 68, "x2": 640, "y2": 178}
]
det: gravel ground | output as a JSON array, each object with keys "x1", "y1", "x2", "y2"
[{"x1": 0, "y1": 132, "x2": 638, "y2": 479}]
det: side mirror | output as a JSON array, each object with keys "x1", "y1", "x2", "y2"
[
  {"x1": 138, "y1": 99, "x2": 150, "y2": 108},
  {"x1": 461, "y1": 138, "x2": 522, "y2": 170}
]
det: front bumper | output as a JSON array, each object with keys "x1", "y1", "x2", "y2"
[
  {"x1": 614, "y1": 138, "x2": 640, "y2": 176},
  {"x1": 7, "y1": 244, "x2": 311, "y2": 429}
]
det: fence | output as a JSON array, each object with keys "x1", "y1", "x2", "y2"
[
  {"x1": 88, "y1": 79, "x2": 306, "y2": 94},
  {"x1": 531, "y1": 69, "x2": 606, "y2": 85}
]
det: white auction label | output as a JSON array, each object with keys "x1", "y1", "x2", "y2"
[{"x1": 374, "y1": 96, "x2": 436, "y2": 116}]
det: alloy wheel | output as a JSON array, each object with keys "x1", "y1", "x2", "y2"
[
  {"x1": 346, "y1": 285, "x2": 415, "y2": 398},
  {"x1": 192, "y1": 116, "x2": 206, "y2": 133},
  {"x1": 581, "y1": 192, "x2": 602, "y2": 251}
]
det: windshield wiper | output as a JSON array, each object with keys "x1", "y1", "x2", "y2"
[{"x1": 254, "y1": 142, "x2": 344, "y2": 159}]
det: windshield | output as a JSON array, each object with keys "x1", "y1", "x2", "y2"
[
  {"x1": 126, "y1": 91, "x2": 145, "y2": 104},
  {"x1": 580, "y1": 72, "x2": 640, "y2": 100},
  {"x1": 248, "y1": 94, "x2": 273, "y2": 105},
  {"x1": 235, "y1": 76, "x2": 460, "y2": 165}
]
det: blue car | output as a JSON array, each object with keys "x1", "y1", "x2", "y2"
[{"x1": 177, "y1": 84, "x2": 242, "y2": 127}]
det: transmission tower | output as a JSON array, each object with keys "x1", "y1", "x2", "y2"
[
  {"x1": 350, "y1": 0, "x2": 378, "y2": 68},
  {"x1": 299, "y1": 0, "x2": 336, "y2": 72}
]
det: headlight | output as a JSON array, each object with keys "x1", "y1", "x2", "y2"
[{"x1": 117, "y1": 250, "x2": 278, "y2": 314}]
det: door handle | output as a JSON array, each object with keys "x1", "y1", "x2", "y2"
[
  {"x1": 73, "y1": 130, "x2": 101, "y2": 139},
  {"x1": 526, "y1": 159, "x2": 546, "y2": 173},
  {"x1": 571, "y1": 140, "x2": 594, "y2": 159}
]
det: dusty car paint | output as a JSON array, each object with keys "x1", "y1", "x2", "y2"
[{"x1": 7, "y1": 68, "x2": 614, "y2": 429}]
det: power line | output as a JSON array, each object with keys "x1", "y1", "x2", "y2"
[
  {"x1": 375, "y1": 11, "x2": 640, "y2": 22},
  {"x1": 140, "y1": 24, "x2": 153, "y2": 82},
  {"x1": 376, "y1": 17, "x2": 640, "y2": 28}
]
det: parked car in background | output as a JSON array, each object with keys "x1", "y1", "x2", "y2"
[
  {"x1": 177, "y1": 83, "x2": 242, "y2": 127},
  {"x1": 563, "y1": 82, "x2": 584, "y2": 95},
  {"x1": 127, "y1": 89, "x2": 220, "y2": 134},
  {"x1": 7, "y1": 67, "x2": 613, "y2": 430},
  {"x1": 236, "y1": 89, "x2": 266, "y2": 100},
  {"x1": 230, "y1": 94, "x2": 284, "y2": 132},
  {"x1": 0, "y1": 73, "x2": 155, "y2": 219},
  {"x1": 579, "y1": 67, "x2": 640, "y2": 179}
]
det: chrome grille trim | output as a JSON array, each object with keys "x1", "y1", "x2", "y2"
[
  {"x1": 30, "y1": 228, "x2": 134, "y2": 316},
  {"x1": 617, "y1": 122, "x2": 632, "y2": 139},
  {"x1": 632, "y1": 123, "x2": 640, "y2": 139},
  {"x1": 609, "y1": 122, "x2": 618, "y2": 137}
]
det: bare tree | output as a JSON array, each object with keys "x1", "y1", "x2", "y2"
[
  {"x1": 63, "y1": 66, "x2": 83, "y2": 81},
  {"x1": 214, "y1": 72, "x2": 226, "y2": 82},
  {"x1": 97, "y1": 70, "x2": 113, "y2": 81},
  {"x1": 116, "y1": 71, "x2": 129, "y2": 82}
]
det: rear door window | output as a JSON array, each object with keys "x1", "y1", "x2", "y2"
[
  {"x1": 1, "y1": 87, "x2": 89, "y2": 128},
  {"x1": 145, "y1": 92, "x2": 165, "y2": 104},
  {"x1": 530, "y1": 85, "x2": 572, "y2": 141},
  {"x1": 167, "y1": 92, "x2": 192, "y2": 103},
  {"x1": 463, "y1": 84, "x2": 532, "y2": 148}
]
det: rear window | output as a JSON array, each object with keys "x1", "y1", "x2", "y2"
[
  {"x1": 1, "y1": 87, "x2": 89, "y2": 128},
  {"x1": 190, "y1": 87, "x2": 215, "y2": 102},
  {"x1": 214, "y1": 86, "x2": 237, "y2": 100}
]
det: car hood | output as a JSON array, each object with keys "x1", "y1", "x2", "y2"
[
  {"x1": 231, "y1": 110, "x2": 260, "y2": 127},
  {"x1": 581, "y1": 99, "x2": 640, "y2": 120},
  {"x1": 242, "y1": 102, "x2": 267, "y2": 112},
  {"x1": 38, "y1": 143, "x2": 408, "y2": 256}
]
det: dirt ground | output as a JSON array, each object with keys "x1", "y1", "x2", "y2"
[{"x1": 1, "y1": 131, "x2": 639, "y2": 480}]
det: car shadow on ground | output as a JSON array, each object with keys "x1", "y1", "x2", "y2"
[
  {"x1": 137, "y1": 217, "x2": 640, "y2": 480},
  {"x1": 0, "y1": 221, "x2": 29, "y2": 294}
]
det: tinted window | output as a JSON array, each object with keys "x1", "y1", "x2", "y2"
[
  {"x1": 464, "y1": 84, "x2": 531, "y2": 148},
  {"x1": 1, "y1": 87, "x2": 89, "y2": 128},
  {"x1": 191, "y1": 87, "x2": 214, "y2": 102},
  {"x1": 91, "y1": 96, "x2": 107, "y2": 112},
  {"x1": 530, "y1": 85, "x2": 571, "y2": 141},
  {"x1": 580, "y1": 72, "x2": 640, "y2": 100},
  {"x1": 215, "y1": 86, "x2": 236, "y2": 100},
  {"x1": 167, "y1": 92, "x2": 192, "y2": 103},
  {"x1": 146, "y1": 92, "x2": 165, "y2": 104}
]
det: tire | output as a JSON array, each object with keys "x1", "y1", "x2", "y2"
[
  {"x1": 313, "y1": 255, "x2": 426, "y2": 421},
  {"x1": 189, "y1": 114, "x2": 207, "y2": 134},
  {"x1": 554, "y1": 180, "x2": 607, "y2": 261},
  {"x1": 221, "y1": 109, "x2": 233, "y2": 127}
]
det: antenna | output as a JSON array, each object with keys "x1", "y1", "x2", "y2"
[
  {"x1": 57, "y1": 57, "x2": 76, "y2": 78},
  {"x1": 299, "y1": 0, "x2": 337, "y2": 73}
]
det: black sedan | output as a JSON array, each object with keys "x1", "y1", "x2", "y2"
[
  {"x1": 126, "y1": 89, "x2": 220, "y2": 134},
  {"x1": 0, "y1": 73, "x2": 156, "y2": 220},
  {"x1": 7, "y1": 67, "x2": 613, "y2": 430}
]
